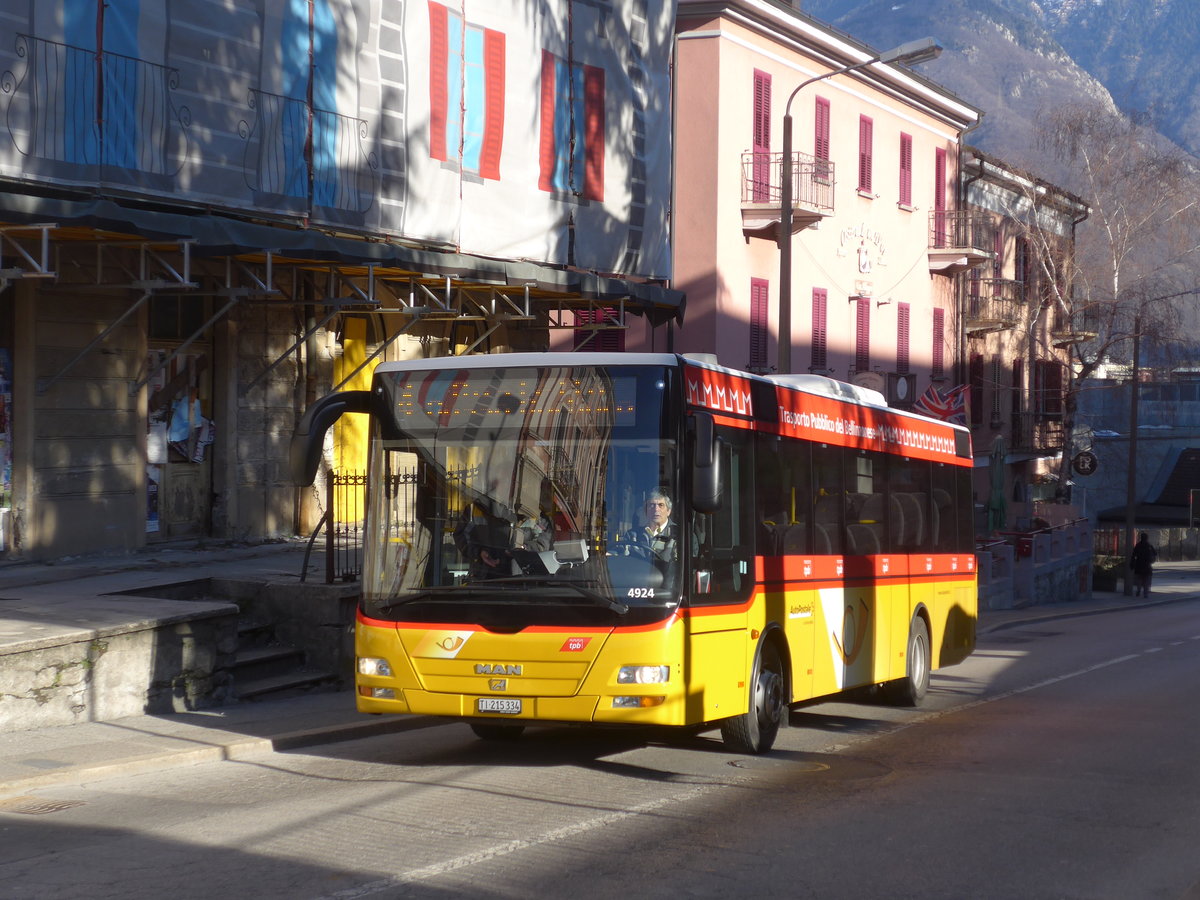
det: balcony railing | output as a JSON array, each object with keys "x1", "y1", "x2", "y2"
[
  {"x1": 740, "y1": 151, "x2": 835, "y2": 239},
  {"x1": 928, "y1": 209, "x2": 994, "y2": 275},
  {"x1": 240, "y1": 89, "x2": 378, "y2": 214},
  {"x1": 1010, "y1": 412, "x2": 1065, "y2": 454},
  {"x1": 2, "y1": 34, "x2": 190, "y2": 178},
  {"x1": 1051, "y1": 303, "x2": 1100, "y2": 347},
  {"x1": 966, "y1": 278, "x2": 1025, "y2": 335}
]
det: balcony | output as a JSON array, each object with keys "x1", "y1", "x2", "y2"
[
  {"x1": 241, "y1": 89, "x2": 379, "y2": 214},
  {"x1": 740, "y1": 151, "x2": 835, "y2": 241},
  {"x1": 1050, "y1": 304, "x2": 1100, "y2": 348},
  {"x1": 928, "y1": 210, "x2": 994, "y2": 275},
  {"x1": 965, "y1": 278, "x2": 1025, "y2": 335},
  {"x1": 2, "y1": 34, "x2": 190, "y2": 182},
  {"x1": 1010, "y1": 412, "x2": 1065, "y2": 455}
]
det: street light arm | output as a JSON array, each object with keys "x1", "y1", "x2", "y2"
[
  {"x1": 784, "y1": 59, "x2": 875, "y2": 117},
  {"x1": 782, "y1": 38, "x2": 941, "y2": 117}
]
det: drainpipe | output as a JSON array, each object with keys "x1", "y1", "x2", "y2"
[{"x1": 957, "y1": 140, "x2": 984, "y2": 391}]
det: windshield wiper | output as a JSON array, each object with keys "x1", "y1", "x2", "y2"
[{"x1": 466, "y1": 575, "x2": 631, "y2": 614}]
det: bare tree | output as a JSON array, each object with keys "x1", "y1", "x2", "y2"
[{"x1": 1028, "y1": 101, "x2": 1200, "y2": 499}]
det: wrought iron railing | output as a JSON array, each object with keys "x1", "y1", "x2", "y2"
[
  {"x1": 2, "y1": 34, "x2": 189, "y2": 174},
  {"x1": 966, "y1": 278, "x2": 1025, "y2": 331},
  {"x1": 240, "y1": 88, "x2": 378, "y2": 212},
  {"x1": 740, "y1": 151, "x2": 835, "y2": 213},
  {"x1": 1010, "y1": 412, "x2": 1065, "y2": 453},
  {"x1": 929, "y1": 209, "x2": 994, "y2": 252}
]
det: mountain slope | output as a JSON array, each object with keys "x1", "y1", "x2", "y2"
[
  {"x1": 1037, "y1": 0, "x2": 1200, "y2": 154},
  {"x1": 802, "y1": 0, "x2": 1172, "y2": 181}
]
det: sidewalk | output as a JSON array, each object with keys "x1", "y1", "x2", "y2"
[{"x1": 1, "y1": 546, "x2": 1198, "y2": 797}]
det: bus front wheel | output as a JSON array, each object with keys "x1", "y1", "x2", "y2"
[
  {"x1": 720, "y1": 640, "x2": 785, "y2": 754},
  {"x1": 885, "y1": 616, "x2": 930, "y2": 706}
]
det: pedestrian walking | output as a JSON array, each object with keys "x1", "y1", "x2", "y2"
[{"x1": 1130, "y1": 532, "x2": 1158, "y2": 598}]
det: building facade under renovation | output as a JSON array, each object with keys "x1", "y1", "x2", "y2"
[{"x1": 0, "y1": 1, "x2": 682, "y2": 560}]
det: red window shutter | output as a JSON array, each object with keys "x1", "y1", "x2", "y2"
[
  {"x1": 934, "y1": 147, "x2": 947, "y2": 212},
  {"x1": 1041, "y1": 361, "x2": 1064, "y2": 417},
  {"x1": 574, "y1": 309, "x2": 624, "y2": 352},
  {"x1": 969, "y1": 353, "x2": 984, "y2": 425},
  {"x1": 538, "y1": 51, "x2": 557, "y2": 192},
  {"x1": 814, "y1": 96, "x2": 830, "y2": 161},
  {"x1": 428, "y1": 1, "x2": 449, "y2": 162},
  {"x1": 811, "y1": 288, "x2": 828, "y2": 370},
  {"x1": 931, "y1": 307, "x2": 945, "y2": 377},
  {"x1": 855, "y1": 297, "x2": 870, "y2": 372},
  {"x1": 750, "y1": 278, "x2": 769, "y2": 370},
  {"x1": 858, "y1": 116, "x2": 873, "y2": 193},
  {"x1": 478, "y1": 28, "x2": 505, "y2": 181},
  {"x1": 899, "y1": 132, "x2": 912, "y2": 207},
  {"x1": 583, "y1": 65, "x2": 605, "y2": 201},
  {"x1": 752, "y1": 69, "x2": 771, "y2": 202},
  {"x1": 753, "y1": 70, "x2": 771, "y2": 151},
  {"x1": 897, "y1": 302, "x2": 910, "y2": 374}
]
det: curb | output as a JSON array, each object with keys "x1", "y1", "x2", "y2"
[
  {"x1": 0, "y1": 713, "x2": 439, "y2": 796},
  {"x1": 979, "y1": 591, "x2": 1200, "y2": 634}
]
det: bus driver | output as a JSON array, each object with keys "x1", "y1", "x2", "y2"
[{"x1": 623, "y1": 489, "x2": 679, "y2": 564}]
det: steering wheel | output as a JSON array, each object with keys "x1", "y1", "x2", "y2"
[{"x1": 616, "y1": 541, "x2": 655, "y2": 561}]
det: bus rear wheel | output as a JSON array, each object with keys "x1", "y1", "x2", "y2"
[
  {"x1": 720, "y1": 641, "x2": 785, "y2": 754},
  {"x1": 469, "y1": 722, "x2": 526, "y2": 741},
  {"x1": 885, "y1": 616, "x2": 930, "y2": 706}
]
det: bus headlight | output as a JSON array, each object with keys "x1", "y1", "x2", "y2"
[
  {"x1": 617, "y1": 665, "x2": 669, "y2": 684},
  {"x1": 358, "y1": 656, "x2": 393, "y2": 677}
]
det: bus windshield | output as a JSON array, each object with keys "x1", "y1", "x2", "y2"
[{"x1": 361, "y1": 364, "x2": 680, "y2": 621}]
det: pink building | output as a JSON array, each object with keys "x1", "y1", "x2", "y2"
[{"x1": 629, "y1": 1, "x2": 991, "y2": 412}]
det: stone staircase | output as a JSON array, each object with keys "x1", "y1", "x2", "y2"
[{"x1": 233, "y1": 616, "x2": 338, "y2": 701}]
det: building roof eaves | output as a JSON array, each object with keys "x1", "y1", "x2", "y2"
[{"x1": 677, "y1": 0, "x2": 982, "y2": 129}]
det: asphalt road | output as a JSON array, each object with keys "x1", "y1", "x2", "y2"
[{"x1": 3, "y1": 599, "x2": 1200, "y2": 900}]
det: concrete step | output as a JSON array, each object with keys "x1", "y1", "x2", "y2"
[
  {"x1": 233, "y1": 644, "x2": 306, "y2": 683},
  {"x1": 235, "y1": 669, "x2": 340, "y2": 701}
]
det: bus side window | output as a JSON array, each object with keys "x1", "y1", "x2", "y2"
[
  {"x1": 889, "y1": 456, "x2": 932, "y2": 553},
  {"x1": 754, "y1": 433, "x2": 809, "y2": 556},
  {"x1": 845, "y1": 450, "x2": 886, "y2": 557},
  {"x1": 811, "y1": 444, "x2": 844, "y2": 556}
]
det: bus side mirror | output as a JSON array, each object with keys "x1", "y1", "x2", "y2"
[
  {"x1": 290, "y1": 390, "x2": 374, "y2": 485},
  {"x1": 692, "y1": 412, "x2": 722, "y2": 513}
]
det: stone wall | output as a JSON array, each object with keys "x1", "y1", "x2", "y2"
[{"x1": 0, "y1": 605, "x2": 238, "y2": 732}]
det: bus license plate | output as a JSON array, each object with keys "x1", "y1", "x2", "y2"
[{"x1": 477, "y1": 698, "x2": 522, "y2": 715}]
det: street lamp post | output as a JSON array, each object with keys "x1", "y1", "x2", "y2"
[{"x1": 777, "y1": 37, "x2": 942, "y2": 375}]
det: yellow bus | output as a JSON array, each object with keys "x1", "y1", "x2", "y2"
[{"x1": 291, "y1": 352, "x2": 976, "y2": 753}]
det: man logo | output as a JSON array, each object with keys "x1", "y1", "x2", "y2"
[
  {"x1": 489, "y1": 679, "x2": 507, "y2": 691},
  {"x1": 475, "y1": 663, "x2": 523, "y2": 676}
]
